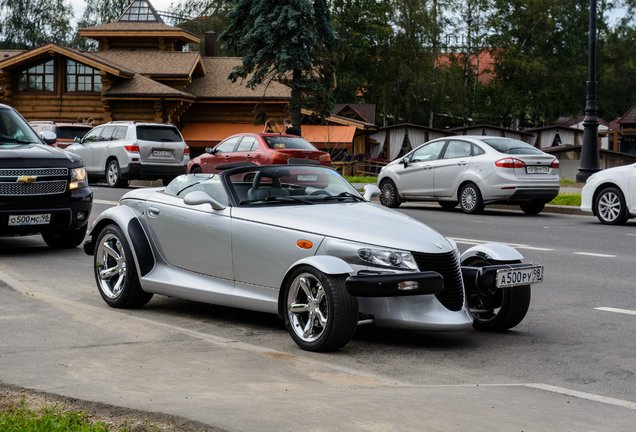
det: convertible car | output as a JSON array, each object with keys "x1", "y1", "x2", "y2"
[{"x1": 84, "y1": 164, "x2": 544, "y2": 352}]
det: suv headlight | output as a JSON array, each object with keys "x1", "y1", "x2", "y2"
[
  {"x1": 69, "y1": 167, "x2": 88, "y2": 190},
  {"x1": 357, "y1": 248, "x2": 418, "y2": 270}
]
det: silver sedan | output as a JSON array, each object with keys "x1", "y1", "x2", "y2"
[
  {"x1": 378, "y1": 136, "x2": 560, "y2": 214},
  {"x1": 84, "y1": 164, "x2": 544, "y2": 352}
]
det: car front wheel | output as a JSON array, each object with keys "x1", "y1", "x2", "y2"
[
  {"x1": 459, "y1": 183, "x2": 484, "y2": 214},
  {"x1": 463, "y1": 257, "x2": 531, "y2": 332},
  {"x1": 284, "y1": 265, "x2": 358, "y2": 352},
  {"x1": 94, "y1": 224, "x2": 153, "y2": 308},
  {"x1": 594, "y1": 186, "x2": 628, "y2": 225},
  {"x1": 106, "y1": 159, "x2": 128, "y2": 188},
  {"x1": 379, "y1": 179, "x2": 401, "y2": 208}
]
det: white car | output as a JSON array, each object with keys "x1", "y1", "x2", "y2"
[
  {"x1": 378, "y1": 136, "x2": 560, "y2": 214},
  {"x1": 581, "y1": 163, "x2": 636, "y2": 224}
]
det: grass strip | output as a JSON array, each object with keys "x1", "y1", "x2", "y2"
[{"x1": 549, "y1": 193, "x2": 581, "y2": 206}]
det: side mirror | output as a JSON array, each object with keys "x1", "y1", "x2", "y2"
[
  {"x1": 402, "y1": 156, "x2": 410, "y2": 167},
  {"x1": 205, "y1": 147, "x2": 217, "y2": 155},
  {"x1": 74, "y1": 136, "x2": 82, "y2": 143},
  {"x1": 40, "y1": 130, "x2": 57, "y2": 145},
  {"x1": 183, "y1": 190, "x2": 226, "y2": 210},
  {"x1": 363, "y1": 184, "x2": 381, "y2": 201}
]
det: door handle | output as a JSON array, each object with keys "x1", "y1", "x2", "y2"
[
  {"x1": 457, "y1": 161, "x2": 468, "y2": 166},
  {"x1": 147, "y1": 207, "x2": 160, "y2": 217}
]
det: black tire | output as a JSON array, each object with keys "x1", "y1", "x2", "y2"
[
  {"x1": 284, "y1": 265, "x2": 358, "y2": 352},
  {"x1": 379, "y1": 179, "x2": 401, "y2": 208},
  {"x1": 438, "y1": 200, "x2": 458, "y2": 210},
  {"x1": 463, "y1": 257, "x2": 531, "y2": 332},
  {"x1": 520, "y1": 200, "x2": 546, "y2": 215},
  {"x1": 594, "y1": 186, "x2": 628, "y2": 225},
  {"x1": 106, "y1": 159, "x2": 127, "y2": 188},
  {"x1": 190, "y1": 166, "x2": 202, "y2": 174},
  {"x1": 459, "y1": 183, "x2": 485, "y2": 214},
  {"x1": 93, "y1": 224, "x2": 153, "y2": 308},
  {"x1": 42, "y1": 225, "x2": 87, "y2": 249}
]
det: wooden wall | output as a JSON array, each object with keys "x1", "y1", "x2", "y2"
[{"x1": 11, "y1": 94, "x2": 105, "y2": 124}]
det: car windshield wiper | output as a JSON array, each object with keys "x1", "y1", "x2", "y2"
[
  {"x1": 239, "y1": 195, "x2": 315, "y2": 205},
  {"x1": 319, "y1": 192, "x2": 366, "y2": 202}
]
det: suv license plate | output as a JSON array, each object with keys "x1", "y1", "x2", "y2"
[
  {"x1": 526, "y1": 166, "x2": 549, "y2": 174},
  {"x1": 8, "y1": 214, "x2": 51, "y2": 226},
  {"x1": 496, "y1": 265, "x2": 543, "y2": 288},
  {"x1": 153, "y1": 150, "x2": 172, "y2": 157}
]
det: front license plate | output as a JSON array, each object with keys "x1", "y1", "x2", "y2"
[
  {"x1": 526, "y1": 165, "x2": 550, "y2": 174},
  {"x1": 153, "y1": 150, "x2": 172, "y2": 157},
  {"x1": 8, "y1": 213, "x2": 51, "y2": 226},
  {"x1": 496, "y1": 265, "x2": 543, "y2": 288}
]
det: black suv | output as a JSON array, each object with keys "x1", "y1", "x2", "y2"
[{"x1": 0, "y1": 104, "x2": 93, "y2": 248}]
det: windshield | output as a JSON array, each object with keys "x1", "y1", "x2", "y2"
[
  {"x1": 56, "y1": 126, "x2": 92, "y2": 140},
  {"x1": 481, "y1": 138, "x2": 542, "y2": 155},
  {"x1": 263, "y1": 136, "x2": 318, "y2": 150},
  {"x1": 0, "y1": 107, "x2": 41, "y2": 145},
  {"x1": 223, "y1": 165, "x2": 363, "y2": 206}
]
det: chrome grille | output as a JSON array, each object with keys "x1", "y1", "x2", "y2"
[
  {"x1": 0, "y1": 180, "x2": 67, "y2": 196},
  {"x1": 412, "y1": 251, "x2": 464, "y2": 311},
  {"x1": 0, "y1": 168, "x2": 68, "y2": 177}
]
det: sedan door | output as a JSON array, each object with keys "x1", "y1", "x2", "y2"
[
  {"x1": 397, "y1": 140, "x2": 446, "y2": 197},
  {"x1": 433, "y1": 140, "x2": 473, "y2": 198},
  {"x1": 201, "y1": 136, "x2": 240, "y2": 172},
  {"x1": 628, "y1": 164, "x2": 636, "y2": 214}
]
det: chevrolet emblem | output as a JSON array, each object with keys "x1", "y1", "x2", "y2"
[{"x1": 17, "y1": 175, "x2": 37, "y2": 184}]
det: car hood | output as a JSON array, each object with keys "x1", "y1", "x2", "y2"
[
  {"x1": 232, "y1": 202, "x2": 455, "y2": 253},
  {"x1": 0, "y1": 143, "x2": 82, "y2": 167}
]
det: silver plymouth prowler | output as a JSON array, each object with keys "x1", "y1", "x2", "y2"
[{"x1": 84, "y1": 164, "x2": 543, "y2": 352}]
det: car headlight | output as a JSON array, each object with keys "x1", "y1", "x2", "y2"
[
  {"x1": 69, "y1": 167, "x2": 88, "y2": 190},
  {"x1": 357, "y1": 248, "x2": 418, "y2": 270}
]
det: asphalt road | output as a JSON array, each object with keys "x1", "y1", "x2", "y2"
[{"x1": 1, "y1": 183, "x2": 635, "y2": 431}]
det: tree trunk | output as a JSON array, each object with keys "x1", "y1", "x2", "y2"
[{"x1": 291, "y1": 68, "x2": 302, "y2": 134}]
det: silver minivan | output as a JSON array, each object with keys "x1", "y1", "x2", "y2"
[{"x1": 66, "y1": 121, "x2": 190, "y2": 187}]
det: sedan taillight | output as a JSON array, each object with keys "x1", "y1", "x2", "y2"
[
  {"x1": 550, "y1": 159, "x2": 560, "y2": 169},
  {"x1": 319, "y1": 153, "x2": 331, "y2": 163},
  {"x1": 124, "y1": 145, "x2": 139, "y2": 153},
  {"x1": 272, "y1": 151, "x2": 289, "y2": 164},
  {"x1": 495, "y1": 157, "x2": 526, "y2": 168}
]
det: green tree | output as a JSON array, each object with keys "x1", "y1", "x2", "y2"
[
  {"x1": 169, "y1": 0, "x2": 236, "y2": 55},
  {"x1": 220, "y1": 0, "x2": 338, "y2": 128},
  {"x1": 70, "y1": 0, "x2": 130, "y2": 49},
  {"x1": 0, "y1": 0, "x2": 73, "y2": 48},
  {"x1": 598, "y1": 23, "x2": 636, "y2": 120}
]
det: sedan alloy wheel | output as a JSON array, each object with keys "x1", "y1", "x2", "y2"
[{"x1": 595, "y1": 187, "x2": 628, "y2": 225}]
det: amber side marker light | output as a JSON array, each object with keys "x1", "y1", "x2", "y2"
[{"x1": 297, "y1": 240, "x2": 313, "y2": 249}]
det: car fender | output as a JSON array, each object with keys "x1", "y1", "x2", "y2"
[
  {"x1": 460, "y1": 242, "x2": 524, "y2": 264},
  {"x1": 277, "y1": 255, "x2": 354, "y2": 318},
  {"x1": 85, "y1": 206, "x2": 155, "y2": 277}
]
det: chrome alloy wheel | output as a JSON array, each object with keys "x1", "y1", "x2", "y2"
[
  {"x1": 95, "y1": 233, "x2": 127, "y2": 299},
  {"x1": 287, "y1": 273, "x2": 329, "y2": 343},
  {"x1": 598, "y1": 190, "x2": 622, "y2": 222},
  {"x1": 461, "y1": 186, "x2": 477, "y2": 211},
  {"x1": 107, "y1": 161, "x2": 119, "y2": 186}
]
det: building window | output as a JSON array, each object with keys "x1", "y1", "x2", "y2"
[
  {"x1": 17, "y1": 60, "x2": 55, "y2": 92},
  {"x1": 66, "y1": 60, "x2": 102, "y2": 93}
]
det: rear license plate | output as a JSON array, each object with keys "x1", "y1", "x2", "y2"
[
  {"x1": 8, "y1": 214, "x2": 51, "y2": 226},
  {"x1": 496, "y1": 265, "x2": 543, "y2": 288},
  {"x1": 297, "y1": 174, "x2": 318, "y2": 181},
  {"x1": 526, "y1": 166, "x2": 550, "y2": 174},
  {"x1": 152, "y1": 150, "x2": 172, "y2": 157}
]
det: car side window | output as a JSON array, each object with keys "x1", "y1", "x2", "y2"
[
  {"x1": 411, "y1": 141, "x2": 445, "y2": 162},
  {"x1": 472, "y1": 144, "x2": 485, "y2": 155},
  {"x1": 215, "y1": 137, "x2": 239, "y2": 153},
  {"x1": 236, "y1": 136, "x2": 257, "y2": 152},
  {"x1": 112, "y1": 126, "x2": 127, "y2": 140},
  {"x1": 82, "y1": 128, "x2": 102, "y2": 144},
  {"x1": 442, "y1": 141, "x2": 472, "y2": 159},
  {"x1": 100, "y1": 126, "x2": 116, "y2": 141}
]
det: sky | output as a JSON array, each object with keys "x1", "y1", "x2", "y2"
[{"x1": 69, "y1": 0, "x2": 175, "y2": 19}]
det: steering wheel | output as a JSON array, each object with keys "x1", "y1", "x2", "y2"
[{"x1": 309, "y1": 190, "x2": 332, "y2": 197}]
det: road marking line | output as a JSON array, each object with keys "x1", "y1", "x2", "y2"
[
  {"x1": 450, "y1": 237, "x2": 554, "y2": 251},
  {"x1": 574, "y1": 252, "x2": 617, "y2": 258},
  {"x1": 595, "y1": 307, "x2": 636, "y2": 316},
  {"x1": 94, "y1": 199, "x2": 119, "y2": 206}
]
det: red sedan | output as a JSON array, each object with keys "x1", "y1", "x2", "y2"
[{"x1": 187, "y1": 133, "x2": 331, "y2": 173}]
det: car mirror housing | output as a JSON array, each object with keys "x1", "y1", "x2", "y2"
[
  {"x1": 363, "y1": 184, "x2": 381, "y2": 201},
  {"x1": 402, "y1": 156, "x2": 410, "y2": 167},
  {"x1": 183, "y1": 190, "x2": 226, "y2": 210},
  {"x1": 205, "y1": 147, "x2": 217, "y2": 155},
  {"x1": 40, "y1": 130, "x2": 57, "y2": 145}
]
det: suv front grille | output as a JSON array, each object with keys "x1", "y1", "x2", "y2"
[
  {"x1": 411, "y1": 251, "x2": 464, "y2": 311},
  {"x1": 0, "y1": 168, "x2": 68, "y2": 196}
]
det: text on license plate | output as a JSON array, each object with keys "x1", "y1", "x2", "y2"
[
  {"x1": 8, "y1": 214, "x2": 51, "y2": 226},
  {"x1": 297, "y1": 174, "x2": 318, "y2": 181},
  {"x1": 496, "y1": 265, "x2": 543, "y2": 288},
  {"x1": 526, "y1": 166, "x2": 550, "y2": 174},
  {"x1": 153, "y1": 150, "x2": 172, "y2": 157}
]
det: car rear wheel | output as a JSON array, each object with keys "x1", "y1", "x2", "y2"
[
  {"x1": 284, "y1": 265, "x2": 358, "y2": 352},
  {"x1": 594, "y1": 186, "x2": 628, "y2": 225},
  {"x1": 520, "y1": 200, "x2": 546, "y2": 215},
  {"x1": 106, "y1": 159, "x2": 127, "y2": 188},
  {"x1": 459, "y1": 183, "x2": 484, "y2": 214},
  {"x1": 438, "y1": 200, "x2": 458, "y2": 210},
  {"x1": 42, "y1": 225, "x2": 87, "y2": 249},
  {"x1": 379, "y1": 179, "x2": 401, "y2": 208},
  {"x1": 94, "y1": 224, "x2": 153, "y2": 308},
  {"x1": 463, "y1": 257, "x2": 531, "y2": 332}
]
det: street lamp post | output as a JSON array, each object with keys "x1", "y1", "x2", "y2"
[{"x1": 576, "y1": 0, "x2": 601, "y2": 182}]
